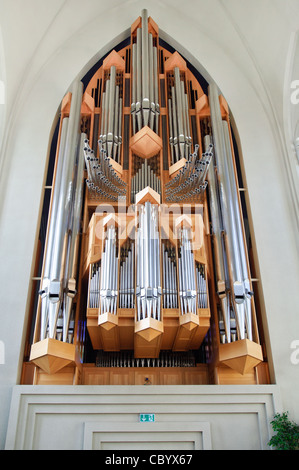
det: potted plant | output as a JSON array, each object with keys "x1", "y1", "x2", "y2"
[{"x1": 268, "y1": 412, "x2": 299, "y2": 450}]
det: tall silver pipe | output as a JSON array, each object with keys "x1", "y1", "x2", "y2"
[
  {"x1": 168, "y1": 98, "x2": 175, "y2": 164},
  {"x1": 171, "y1": 87, "x2": 179, "y2": 162},
  {"x1": 131, "y1": 43, "x2": 137, "y2": 135},
  {"x1": 40, "y1": 80, "x2": 83, "y2": 341},
  {"x1": 103, "y1": 79, "x2": 110, "y2": 153},
  {"x1": 100, "y1": 66, "x2": 123, "y2": 163},
  {"x1": 119, "y1": 242, "x2": 135, "y2": 308},
  {"x1": 209, "y1": 82, "x2": 251, "y2": 341},
  {"x1": 178, "y1": 227, "x2": 197, "y2": 315},
  {"x1": 168, "y1": 69, "x2": 191, "y2": 161},
  {"x1": 174, "y1": 67, "x2": 185, "y2": 159},
  {"x1": 88, "y1": 262, "x2": 101, "y2": 308},
  {"x1": 40, "y1": 117, "x2": 69, "y2": 341},
  {"x1": 136, "y1": 27, "x2": 142, "y2": 131},
  {"x1": 153, "y1": 45, "x2": 160, "y2": 133},
  {"x1": 107, "y1": 66, "x2": 116, "y2": 158},
  {"x1": 136, "y1": 202, "x2": 161, "y2": 320},
  {"x1": 148, "y1": 32, "x2": 155, "y2": 130},
  {"x1": 132, "y1": 9, "x2": 159, "y2": 133},
  {"x1": 118, "y1": 97, "x2": 123, "y2": 162},
  {"x1": 113, "y1": 85, "x2": 119, "y2": 161},
  {"x1": 100, "y1": 91, "x2": 106, "y2": 142},
  {"x1": 196, "y1": 263, "x2": 207, "y2": 309},
  {"x1": 162, "y1": 244, "x2": 178, "y2": 309},
  {"x1": 141, "y1": 9, "x2": 150, "y2": 127},
  {"x1": 222, "y1": 120, "x2": 253, "y2": 340},
  {"x1": 204, "y1": 133, "x2": 231, "y2": 342},
  {"x1": 184, "y1": 91, "x2": 192, "y2": 151},
  {"x1": 63, "y1": 132, "x2": 87, "y2": 342},
  {"x1": 100, "y1": 226, "x2": 119, "y2": 315}
]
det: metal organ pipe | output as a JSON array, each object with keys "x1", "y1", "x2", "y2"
[
  {"x1": 100, "y1": 66, "x2": 123, "y2": 163},
  {"x1": 204, "y1": 133, "x2": 231, "y2": 343},
  {"x1": 165, "y1": 144, "x2": 211, "y2": 202},
  {"x1": 141, "y1": 8, "x2": 149, "y2": 127},
  {"x1": 168, "y1": 68, "x2": 191, "y2": 163},
  {"x1": 131, "y1": 42, "x2": 137, "y2": 135},
  {"x1": 83, "y1": 139, "x2": 126, "y2": 201},
  {"x1": 119, "y1": 242, "x2": 135, "y2": 308},
  {"x1": 153, "y1": 43, "x2": 159, "y2": 134},
  {"x1": 162, "y1": 243, "x2": 178, "y2": 309},
  {"x1": 28, "y1": 10, "x2": 266, "y2": 383},
  {"x1": 131, "y1": 159, "x2": 161, "y2": 202},
  {"x1": 39, "y1": 80, "x2": 84, "y2": 342},
  {"x1": 131, "y1": 9, "x2": 160, "y2": 134},
  {"x1": 196, "y1": 263, "x2": 208, "y2": 309},
  {"x1": 40, "y1": 117, "x2": 69, "y2": 341},
  {"x1": 222, "y1": 120, "x2": 253, "y2": 340},
  {"x1": 88, "y1": 262, "x2": 101, "y2": 309},
  {"x1": 100, "y1": 225, "x2": 119, "y2": 316},
  {"x1": 136, "y1": 202, "x2": 161, "y2": 321},
  {"x1": 62, "y1": 132, "x2": 87, "y2": 342},
  {"x1": 178, "y1": 227, "x2": 197, "y2": 315},
  {"x1": 208, "y1": 82, "x2": 253, "y2": 342}
]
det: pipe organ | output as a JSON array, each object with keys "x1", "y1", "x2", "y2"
[{"x1": 28, "y1": 9, "x2": 266, "y2": 385}]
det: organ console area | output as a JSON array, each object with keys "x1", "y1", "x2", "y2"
[{"x1": 23, "y1": 9, "x2": 270, "y2": 386}]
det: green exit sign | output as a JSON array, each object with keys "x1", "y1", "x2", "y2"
[{"x1": 139, "y1": 413, "x2": 155, "y2": 422}]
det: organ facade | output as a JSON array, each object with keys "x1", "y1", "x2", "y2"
[{"x1": 24, "y1": 9, "x2": 269, "y2": 387}]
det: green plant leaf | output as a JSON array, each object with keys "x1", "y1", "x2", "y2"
[{"x1": 268, "y1": 412, "x2": 299, "y2": 450}]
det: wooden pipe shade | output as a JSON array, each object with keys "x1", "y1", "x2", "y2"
[
  {"x1": 29, "y1": 338, "x2": 76, "y2": 375},
  {"x1": 130, "y1": 126, "x2": 162, "y2": 159},
  {"x1": 218, "y1": 339, "x2": 263, "y2": 375}
]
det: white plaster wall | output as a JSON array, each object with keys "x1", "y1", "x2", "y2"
[
  {"x1": 0, "y1": 0, "x2": 299, "y2": 449},
  {"x1": 5, "y1": 385, "x2": 281, "y2": 450}
]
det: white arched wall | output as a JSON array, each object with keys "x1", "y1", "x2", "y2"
[{"x1": 1, "y1": 0, "x2": 299, "y2": 448}]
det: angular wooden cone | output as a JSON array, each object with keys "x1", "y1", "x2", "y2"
[
  {"x1": 30, "y1": 338, "x2": 76, "y2": 375},
  {"x1": 179, "y1": 313, "x2": 199, "y2": 331},
  {"x1": 219, "y1": 339, "x2": 263, "y2": 375},
  {"x1": 130, "y1": 126, "x2": 162, "y2": 159},
  {"x1": 103, "y1": 49, "x2": 125, "y2": 71},
  {"x1": 135, "y1": 317, "x2": 163, "y2": 342},
  {"x1": 98, "y1": 312, "x2": 118, "y2": 330},
  {"x1": 135, "y1": 186, "x2": 161, "y2": 206}
]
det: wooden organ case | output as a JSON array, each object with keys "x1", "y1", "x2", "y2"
[{"x1": 24, "y1": 10, "x2": 270, "y2": 386}]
